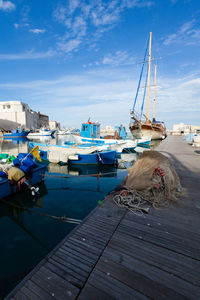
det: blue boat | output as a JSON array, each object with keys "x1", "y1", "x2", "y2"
[
  {"x1": 3, "y1": 128, "x2": 30, "y2": 138},
  {"x1": 68, "y1": 150, "x2": 118, "y2": 165},
  {"x1": 0, "y1": 153, "x2": 46, "y2": 199}
]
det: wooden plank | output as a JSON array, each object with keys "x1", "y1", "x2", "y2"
[
  {"x1": 60, "y1": 244, "x2": 96, "y2": 265},
  {"x1": 125, "y1": 213, "x2": 200, "y2": 241},
  {"x1": 78, "y1": 283, "x2": 116, "y2": 300},
  {"x1": 71, "y1": 232, "x2": 107, "y2": 249},
  {"x1": 14, "y1": 290, "x2": 32, "y2": 300},
  {"x1": 121, "y1": 217, "x2": 200, "y2": 249},
  {"x1": 20, "y1": 286, "x2": 42, "y2": 300},
  {"x1": 117, "y1": 222, "x2": 200, "y2": 259},
  {"x1": 59, "y1": 246, "x2": 94, "y2": 268},
  {"x1": 109, "y1": 233, "x2": 200, "y2": 286},
  {"x1": 68, "y1": 237, "x2": 103, "y2": 255},
  {"x1": 77, "y1": 222, "x2": 114, "y2": 237},
  {"x1": 50, "y1": 254, "x2": 88, "y2": 278},
  {"x1": 84, "y1": 268, "x2": 150, "y2": 300},
  {"x1": 25, "y1": 280, "x2": 55, "y2": 300},
  {"x1": 64, "y1": 240, "x2": 99, "y2": 261},
  {"x1": 97, "y1": 247, "x2": 200, "y2": 300},
  {"x1": 45, "y1": 260, "x2": 83, "y2": 288},
  {"x1": 55, "y1": 249, "x2": 91, "y2": 273},
  {"x1": 31, "y1": 266, "x2": 79, "y2": 299}
]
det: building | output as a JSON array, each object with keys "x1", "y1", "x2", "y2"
[
  {"x1": 100, "y1": 125, "x2": 114, "y2": 136},
  {"x1": 49, "y1": 121, "x2": 60, "y2": 130},
  {"x1": 0, "y1": 101, "x2": 50, "y2": 130},
  {"x1": 0, "y1": 101, "x2": 38, "y2": 130},
  {"x1": 38, "y1": 113, "x2": 49, "y2": 128},
  {"x1": 172, "y1": 123, "x2": 200, "y2": 135}
]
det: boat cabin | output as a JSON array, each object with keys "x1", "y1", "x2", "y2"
[{"x1": 80, "y1": 122, "x2": 100, "y2": 139}]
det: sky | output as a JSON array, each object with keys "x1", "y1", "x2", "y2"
[{"x1": 0, "y1": 0, "x2": 200, "y2": 130}]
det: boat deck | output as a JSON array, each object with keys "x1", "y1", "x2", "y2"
[{"x1": 6, "y1": 135, "x2": 200, "y2": 299}]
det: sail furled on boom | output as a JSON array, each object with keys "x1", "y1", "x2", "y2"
[{"x1": 132, "y1": 36, "x2": 149, "y2": 112}]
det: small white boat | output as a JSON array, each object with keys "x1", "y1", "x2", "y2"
[
  {"x1": 28, "y1": 129, "x2": 55, "y2": 137},
  {"x1": 56, "y1": 129, "x2": 67, "y2": 135}
]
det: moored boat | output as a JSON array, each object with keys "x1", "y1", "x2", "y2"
[
  {"x1": 0, "y1": 151, "x2": 46, "y2": 199},
  {"x1": 3, "y1": 128, "x2": 30, "y2": 138},
  {"x1": 68, "y1": 121, "x2": 137, "y2": 153},
  {"x1": 129, "y1": 32, "x2": 166, "y2": 140},
  {"x1": 28, "y1": 129, "x2": 55, "y2": 137},
  {"x1": 68, "y1": 150, "x2": 118, "y2": 165}
]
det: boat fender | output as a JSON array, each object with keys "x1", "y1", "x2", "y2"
[{"x1": 7, "y1": 167, "x2": 25, "y2": 182}]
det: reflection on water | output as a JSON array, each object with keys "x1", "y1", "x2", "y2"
[{"x1": 0, "y1": 135, "x2": 128, "y2": 299}]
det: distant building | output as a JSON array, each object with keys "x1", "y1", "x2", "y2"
[
  {"x1": 0, "y1": 101, "x2": 38, "y2": 130},
  {"x1": 49, "y1": 121, "x2": 60, "y2": 130},
  {"x1": 38, "y1": 113, "x2": 49, "y2": 128},
  {"x1": 172, "y1": 123, "x2": 200, "y2": 135},
  {"x1": 100, "y1": 125, "x2": 114, "y2": 135}
]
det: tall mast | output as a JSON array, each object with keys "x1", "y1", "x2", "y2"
[
  {"x1": 153, "y1": 64, "x2": 157, "y2": 120},
  {"x1": 146, "y1": 31, "x2": 152, "y2": 123}
]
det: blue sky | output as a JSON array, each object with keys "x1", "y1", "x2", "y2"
[{"x1": 0, "y1": 0, "x2": 199, "y2": 129}]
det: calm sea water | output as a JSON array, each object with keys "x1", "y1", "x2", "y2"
[{"x1": 0, "y1": 136, "x2": 137, "y2": 299}]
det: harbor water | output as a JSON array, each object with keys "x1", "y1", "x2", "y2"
[{"x1": 0, "y1": 136, "x2": 138, "y2": 299}]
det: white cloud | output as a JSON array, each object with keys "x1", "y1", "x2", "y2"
[
  {"x1": 14, "y1": 23, "x2": 19, "y2": 29},
  {"x1": 163, "y1": 20, "x2": 200, "y2": 46},
  {"x1": 58, "y1": 39, "x2": 81, "y2": 53},
  {"x1": 29, "y1": 28, "x2": 46, "y2": 34},
  {"x1": 0, "y1": 50, "x2": 55, "y2": 60},
  {"x1": 102, "y1": 51, "x2": 135, "y2": 66},
  {"x1": 53, "y1": 0, "x2": 154, "y2": 54},
  {"x1": 0, "y1": 67, "x2": 199, "y2": 129},
  {"x1": 0, "y1": 0, "x2": 15, "y2": 11}
]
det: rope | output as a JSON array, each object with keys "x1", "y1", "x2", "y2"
[
  {"x1": 0, "y1": 198, "x2": 82, "y2": 224},
  {"x1": 42, "y1": 170, "x2": 126, "y2": 179},
  {"x1": 113, "y1": 190, "x2": 150, "y2": 216},
  {"x1": 113, "y1": 166, "x2": 170, "y2": 216}
]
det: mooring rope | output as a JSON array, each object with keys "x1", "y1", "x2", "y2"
[
  {"x1": 42, "y1": 169, "x2": 127, "y2": 179},
  {"x1": 0, "y1": 198, "x2": 82, "y2": 224}
]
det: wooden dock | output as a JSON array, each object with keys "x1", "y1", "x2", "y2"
[{"x1": 6, "y1": 136, "x2": 200, "y2": 299}]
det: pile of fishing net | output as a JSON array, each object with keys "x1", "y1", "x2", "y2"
[{"x1": 114, "y1": 150, "x2": 183, "y2": 215}]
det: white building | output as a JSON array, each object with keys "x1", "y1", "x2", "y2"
[
  {"x1": 100, "y1": 125, "x2": 114, "y2": 135},
  {"x1": 0, "y1": 101, "x2": 50, "y2": 130},
  {"x1": 49, "y1": 121, "x2": 60, "y2": 130},
  {"x1": 172, "y1": 123, "x2": 200, "y2": 135}
]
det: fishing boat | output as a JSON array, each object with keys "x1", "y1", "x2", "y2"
[
  {"x1": 68, "y1": 150, "x2": 118, "y2": 165},
  {"x1": 3, "y1": 128, "x2": 30, "y2": 139},
  {"x1": 28, "y1": 129, "x2": 55, "y2": 137},
  {"x1": 129, "y1": 32, "x2": 166, "y2": 140},
  {"x1": 68, "y1": 121, "x2": 138, "y2": 152},
  {"x1": 28, "y1": 142, "x2": 118, "y2": 164},
  {"x1": 0, "y1": 152, "x2": 46, "y2": 199}
]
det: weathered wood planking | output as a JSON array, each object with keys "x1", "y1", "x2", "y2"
[{"x1": 6, "y1": 136, "x2": 200, "y2": 299}]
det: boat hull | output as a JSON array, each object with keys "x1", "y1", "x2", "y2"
[
  {"x1": 67, "y1": 151, "x2": 117, "y2": 165},
  {"x1": 3, "y1": 131, "x2": 29, "y2": 138},
  {"x1": 129, "y1": 123, "x2": 164, "y2": 140}
]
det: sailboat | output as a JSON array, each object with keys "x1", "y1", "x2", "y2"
[{"x1": 129, "y1": 32, "x2": 166, "y2": 140}]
